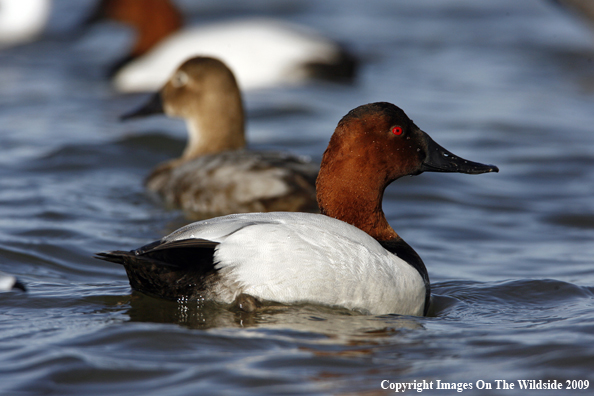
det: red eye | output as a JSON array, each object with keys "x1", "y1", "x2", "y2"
[{"x1": 392, "y1": 126, "x2": 403, "y2": 136}]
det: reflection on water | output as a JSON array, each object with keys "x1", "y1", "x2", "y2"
[{"x1": 120, "y1": 292, "x2": 424, "y2": 334}]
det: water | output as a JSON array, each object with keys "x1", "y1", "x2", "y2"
[{"x1": 1, "y1": 0, "x2": 594, "y2": 395}]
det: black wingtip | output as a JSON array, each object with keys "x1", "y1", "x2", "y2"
[
  {"x1": 13, "y1": 280, "x2": 27, "y2": 292},
  {"x1": 94, "y1": 251, "x2": 130, "y2": 265},
  {"x1": 304, "y1": 47, "x2": 359, "y2": 84}
]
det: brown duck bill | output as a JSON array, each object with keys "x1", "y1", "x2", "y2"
[
  {"x1": 120, "y1": 92, "x2": 164, "y2": 121},
  {"x1": 419, "y1": 132, "x2": 499, "y2": 175}
]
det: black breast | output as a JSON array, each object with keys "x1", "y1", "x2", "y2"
[{"x1": 378, "y1": 238, "x2": 431, "y2": 316}]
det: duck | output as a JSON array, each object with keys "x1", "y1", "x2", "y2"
[
  {"x1": 551, "y1": 0, "x2": 594, "y2": 30},
  {"x1": 0, "y1": 270, "x2": 26, "y2": 292},
  {"x1": 0, "y1": 0, "x2": 51, "y2": 48},
  {"x1": 121, "y1": 56, "x2": 319, "y2": 218},
  {"x1": 88, "y1": 0, "x2": 357, "y2": 92},
  {"x1": 97, "y1": 102, "x2": 498, "y2": 316}
]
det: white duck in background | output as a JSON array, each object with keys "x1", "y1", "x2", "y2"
[
  {"x1": 89, "y1": 0, "x2": 357, "y2": 92},
  {"x1": 121, "y1": 56, "x2": 319, "y2": 218},
  {"x1": 0, "y1": 270, "x2": 26, "y2": 292},
  {"x1": 0, "y1": 0, "x2": 51, "y2": 48},
  {"x1": 98, "y1": 102, "x2": 498, "y2": 316}
]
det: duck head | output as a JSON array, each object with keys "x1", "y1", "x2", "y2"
[
  {"x1": 316, "y1": 102, "x2": 498, "y2": 240},
  {"x1": 121, "y1": 57, "x2": 246, "y2": 159}
]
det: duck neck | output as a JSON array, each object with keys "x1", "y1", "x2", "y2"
[
  {"x1": 180, "y1": 102, "x2": 246, "y2": 160},
  {"x1": 132, "y1": 0, "x2": 183, "y2": 57},
  {"x1": 316, "y1": 160, "x2": 399, "y2": 241}
]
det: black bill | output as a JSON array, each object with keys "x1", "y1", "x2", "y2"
[
  {"x1": 420, "y1": 132, "x2": 499, "y2": 174},
  {"x1": 120, "y1": 92, "x2": 164, "y2": 121}
]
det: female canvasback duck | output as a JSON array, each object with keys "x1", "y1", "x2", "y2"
[
  {"x1": 0, "y1": 270, "x2": 26, "y2": 292},
  {"x1": 122, "y1": 56, "x2": 318, "y2": 217},
  {"x1": 97, "y1": 102, "x2": 498, "y2": 316},
  {"x1": 0, "y1": 0, "x2": 51, "y2": 48},
  {"x1": 89, "y1": 0, "x2": 356, "y2": 92}
]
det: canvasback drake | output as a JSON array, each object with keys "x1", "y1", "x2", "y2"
[
  {"x1": 122, "y1": 56, "x2": 318, "y2": 218},
  {"x1": 97, "y1": 102, "x2": 498, "y2": 316},
  {"x1": 90, "y1": 0, "x2": 356, "y2": 92},
  {"x1": 0, "y1": 270, "x2": 26, "y2": 292},
  {"x1": 0, "y1": 0, "x2": 51, "y2": 48}
]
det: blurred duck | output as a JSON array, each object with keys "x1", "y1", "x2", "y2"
[
  {"x1": 122, "y1": 56, "x2": 318, "y2": 218},
  {"x1": 97, "y1": 102, "x2": 498, "y2": 316},
  {"x1": 89, "y1": 0, "x2": 357, "y2": 92},
  {"x1": 0, "y1": 0, "x2": 51, "y2": 48},
  {"x1": 551, "y1": 0, "x2": 594, "y2": 29},
  {"x1": 0, "y1": 270, "x2": 26, "y2": 292}
]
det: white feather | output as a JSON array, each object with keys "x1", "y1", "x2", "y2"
[
  {"x1": 163, "y1": 212, "x2": 426, "y2": 315},
  {"x1": 0, "y1": 0, "x2": 51, "y2": 47},
  {"x1": 113, "y1": 18, "x2": 342, "y2": 92},
  {"x1": 0, "y1": 270, "x2": 18, "y2": 291}
]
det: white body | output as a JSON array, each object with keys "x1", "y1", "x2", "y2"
[
  {"x1": 163, "y1": 212, "x2": 426, "y2": 316},
  {"x1": 114, "y1": 18, "x2": 343, "y2": 92},
  {"x1": 0, "y1": 0, "x2": 51, "y2": 48},
  {"x1": 0, "y1": 270, "x2": 19, "y2": 291}
]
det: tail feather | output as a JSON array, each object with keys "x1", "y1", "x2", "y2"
[
  {"x1": 94, "y1": 250, "x2": 131, "y2": 265},
  {"x1": 94, "y1": 250, "x2": 179, "y2": 268},
  {"x1": 94, "y1": 240, "x2": 219, "y2": 300}
]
